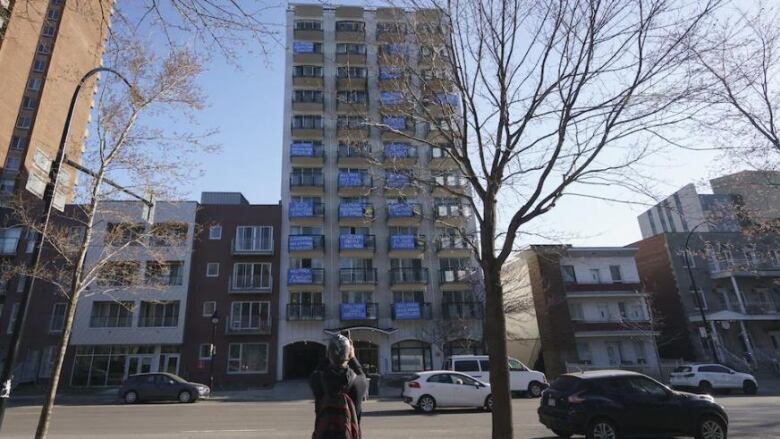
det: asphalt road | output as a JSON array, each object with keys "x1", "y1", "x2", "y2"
[{"x1": 3, "y1": 395, "x2": 779, "y2": 438}]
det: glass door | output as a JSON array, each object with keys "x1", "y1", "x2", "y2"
[
  {"x1": 160, "y1": 354, "x2": 180, "y2": 375},
  {"x1": 125, "y1": 355, "x2": 153, "y2": 379}
]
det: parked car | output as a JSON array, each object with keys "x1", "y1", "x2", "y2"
[
  {"x1": 442, "y1": 355, "x2": 548, "y2": 397},
  {"x1": 402, "y1": 371, "x2": 493, "y2": 413},
  {"x1": 538, "y1": 370, "x2": 728, "y2": 439},
  {"x1": 118, "y1": 373, "x2": 210, "y2": 404},
  {"x1": 670, "y1": 363, "x2": 758, "y2": 395}
]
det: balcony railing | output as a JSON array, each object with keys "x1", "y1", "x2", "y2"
[
  {"x1": 440, "y1": 269, "x2": 475, "y2": 283},
  {"x1": 390, "y1": 267, "x2": 429, "y2": 284},
  {"x1": 339, "y1": 268, "x2": 378, "y2": 285},
  {"x1": 229, "y1": 275, "x2": 273, "y2": 293},
  {"x1": 338, "y1": 203, "x2": 375, "y2": 220},
  {"x1": 382, "y1": 144, "x2": 418, "y2": 161},
  {"x1": 290, "y1": 174, "x2": 325, "y2": 187},
  {"x1": 435, "y1": 204, "x2": 469, "y2": 218},
  {"x1": 744, "y1": 301, "x2": 780, "y2": 315},
  {"x1": 288, "y1": 234, "x2": 325, "y2": 252},
  {"x1": 225, "y1": 320, "x2": 272, "y2": 335},
  {"x1": 290, "y1": 143, "x2": 325, "y2": 159},
  {"x1": 392, "y1": 302, "x2": 432, "y2": 320},
  {"x1": 89, "y1": 316, "x2": 133, "y2": 328},
  {"x1": 288, "y1": 201, "x2": 325, "y2": 219},
  {"x1": 340, "y1": 302, "x2": 379, "y2": 321},
  {"x1": 287, "y1": 303, "x2": 325, "y2": 321},
  {"x1": 388, "y1": 234, "x2": 425, "y2": 251},
  {"x1": 137, "y1": 316, "x2": 179, "y2": 327},
  {"x1": 387, "y1": 202, "x2": 422, "y2": 219},
  {"x1": 339, "y1": 234, "x2": 376, "y2": 252},
  {"x1": 287, "y1": 268, "x2": 325, "y2": 285},
  {"x1": 338, "y1": 145, "x2": 372, "y2": 160},
  {"x1": 707, "y1": 257, "x2": 780, "y2": 275},
  {"x1": 437, "y1": 236, "x2": 471, "y2": 251},
  {"x1": 337, "y1": 172, "x2": 373, "y2": 189},
  {"x1": 442, "y1": 302, "x2": 484, "y2": 320},
  {"x1": 232, "y1": 239, "x2": 274, "y2": 255}
]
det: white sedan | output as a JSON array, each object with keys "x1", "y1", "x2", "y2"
[
  {"x1": 669, "y1": 363, "x2": 758, "y2": 394},
  {"x1": 402, "y1": 371, "x2": 493, "y2": 413}
]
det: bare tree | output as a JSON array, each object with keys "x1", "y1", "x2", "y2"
[{"x1": 365, "y1": 1, "x2": 721, "y2": 436}]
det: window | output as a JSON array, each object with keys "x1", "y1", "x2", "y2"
[
  {"x1": 293, "y1": 65, "x2": 323, "y2": 78},
  {"x1": 227, "y1": 343, "x2": 269, "y2": 374},
  {"x1": 337, "y1": 115, "x2": 366, "y2": 130},
  {"x1": 427, "y1": 374, "x2": 453, "y2": 384},
  {"x1": 576, "y1": 342, "x2": 592, "y2": 364},
  {"x1": 5, "y1": 156, "x2": 21, "y2": 171},
  {"x1": 560, "y1": 265, "x2": 576, "y2": 282},
  {"x1": 47, "y1": 8, "x2": 60, "y2": 20},
  {"x1": 235, "y1": 226, "x2": 273, "y2": 252},
  {"x1": 0, "y1": 178, "x2": 16, "y2": 195},
  {"x1": 568, "y1": 302, "x2": 584, "y2": 320},
  {"x1": 479, "y1": 359, "x2": 490, "y2": 372},
  {"x1": 232, "y1": 263, "x2": 272, "y2": 290},
  {"x1": 97, "y1": 261, "x2": 140, "y2": 286},
  {"x1": 16, "y1": 275, "x2": 26, "y2": 293},
  {"x1": 337, "y1": 66, "x2": 367, "y2": 79},
  {"x1": 633, "y1": 340, "x2": 647, "y2": 364},
  {"x1": 25, "y1": 229, "x2": 37, "y2": 253},
  {"x1": 209, "y1": 225, "x2": 222, "y2": 239},
  {"x1": 22, "y1": 96, "x2": 36, "y2": 110},
  {"x1": 37, "y1": 42, "x2": 50, "y2": 54},
  {"x1": 206, "y1": 263, "x2": 219, "y2": 277},
  {"x1": 16, "y1": 116, "x2": 32, "y2": 129},
  {"x1": 609, "y1": 265, "x2": 623, "y2": 283},
  {"x1": 41, "y1": 25, "x2": 55, "y2": 37},
  {"x1": 137, "y1": 301, "x2": 179, "y2": 327},
  {"x1": 690, "y1": 288, "x2": 708, "y2": 310},
  {"x1": 678, "y1": 250, "x2": 696, "y2": 268},
  {"x1": 391, "y1": 340, "x2": 432, "y2": 372},
  {"x1": 294, "y1": 20, "x2": 321, "y2": 31},
  {"x1": 10, "y1": 135, "x2": 27, "y2": 150},
  {"x1": 335, "y1": 21, "x2": 365, "y2": 32},
  {"x1": 453, "y1": 359, "x2": 479, "y2": 372},
  {"x1": 229, "y1": 301, "x2": 271, "y2": 331},
  {"x1": 32, "y1": 59, "x2": 46, "y2": 72},
  {"x1": 89, "y1": 301, "x2": 134, "y2": 327},
  {"x1": 39, "y1": 345, "x2": 56, "y2": 378},
  {"x1": 590, "y1": 268, "x2": 602, "y2": 283},
  {"x1": 27, "y1": 77, "x2": 42, "y2": 91},
  {"x1": 150, "y1": 223, "x2": 187, "y2": 246},
  {"x1": 7, "y1": 303, "x2": 19, "y2": 334},
  {"x1": 105, "y1": 222, "x2": 145, "y2": 246},
  {"x1": 199, "y1": 343, "x2": 214, "y2": 360},
  {"x1": 292, "y1": 115, "x2": 323, "y2": 129},
  {"x1": 508, "y1": 358, "x2": 527, "y2": 371},
  {"x1": 49, "y1": 303, "x2": 66, "y2": 332},
  {"x1": 145, "y1": 261, "x2": 184, "y2": 286},
  {"x1": 623, "y1": 377, "x2": 668, "y2": 399},
  {"x1": 293, "y1": 89, "x2": 323, "y2": 103},
  {"x1": 336, "y1": 43, "x2": 366, "y2": 55},
  {"x1": 203, "y1": 301, "x2": 217, "y2": 317},
  {"x1": 376, "y1": 22, "x2": 406, "y2": 34},
  {"x1": 337, "y1": 90, "x2": 368, "y2": 104}
]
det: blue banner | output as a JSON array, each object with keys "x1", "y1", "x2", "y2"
[
  {"x1": 384, "y1": 116, "x2": 407, "y2": 130},
  {"x1": 289, "y1": 235, "x2": 314, "y2": 251},
  {"x1": 291, "y1": 142, "x2": 314, "y2": 157},
  {"x1": 388, "y1": 203, "x2": 413, "y2": 217},
  {"x1": 435, "y1": 93, "x2": 460, "y2": 106},
  {"x1": 385, "y1": 44, "x2": 408, "y2": 56},
  {"x1": 289, "y1": 201, "x2": 314, "y2": 217},
  {"x1": 381, "y1": 92, "x2": 404, "y2": 105},
  {"x1": 394, "y1": 302, "x2": 421, "y2": 320},
  {"x1": 386, "y1": 173, "x2": 410, "y2": 188},
  {"x1": 390, "y1": 234, "x2": 416, "y2": 250},
  {"x1": 339, "y1": 234, "x2": 365, "y2": 249},
  {"x1": 293, "y1": 41, "x2": 315, "y2": 53},
  {"x1": 288, "y1": 268, "x2": 313, "y2": 284},
  {"x1": 384, "y1": 143, "x2": 410, "y2": 159},
  {"x1": 379, "y1": 66, "x2": 402, "y2": 80},
  {"x1": 339, "y1": 203, "x2": 364, "y2": 218},
  {"x1": 339, "y1": 172, "x2": 363, "y2": 187},
  {"x1": 341, "y1": 303, "x2": 367, "y2": 320}
]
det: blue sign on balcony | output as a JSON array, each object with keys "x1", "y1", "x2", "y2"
[
  {"x1": 340, "y1": 234, "x2": 365, "y2": 249},
  {"x1": 385, "y1": 44, "x2": 408, "y2": 56},
  {"x1": 341, "y1": 303, "x2": 367, "y2": 320},
  {"x1": 293, "y1": 41, "x2": 315, "y2": 53},
  {"x1": 289, "y1": 201, "x2": 314, "y2": 217},
  {"x1": 379, "y1": 66, "x2": 402, "y2": 80},
  {"x1": 390, "y1": 234, "x2": 416, "y2": 250},
  {"x1": 434, "y1": 93, "x2": 460, "y2": 106},
  {"x1": 381, "y1": 92, "x2": 404, "y2": 105},
  {"x1": 386, "y1": 172, "x2": 410, "y2": 188},
  {"x1": 288, "y1": 268, "x2": 313, "y2": 284},
  {"x1": 339, "y1": 203, "x2": 364, "y2": 218},
  {"x1": 388, "y1": 203, "x2": 414, "y2": 217},
  {"x1": 339, "y1": 172, "x2": 363, "y2": 187},
  {"x1": 394, "y1": 302, "x2": 421, "y2": 320},
  {"x1": 289, "y1": 235, "x2": 314, "y2": 251},
  {"x1": 291, "y1": 142, "x2": 314, "y2": 157},
  {"x1": 384, "y1": 116, "x2": 407, "y2": 130},
  {"x1": 384, "y1": 143, "x2": 410, "y2": 159}
]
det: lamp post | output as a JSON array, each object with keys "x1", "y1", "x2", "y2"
[
  {"x1": 210, "y1": 310, "x2": 220, "y2": 390},
  {"x1": 684, "y1": 221, "x2": 720, "y2": 363}
]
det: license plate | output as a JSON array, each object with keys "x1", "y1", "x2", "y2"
[{"x1": 547, "y1": 398, "x2": 556, "y2": 407}]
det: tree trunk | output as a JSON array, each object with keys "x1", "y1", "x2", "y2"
[{"x1": 483, "y1": 259, "x2": 513, "y2": 439}]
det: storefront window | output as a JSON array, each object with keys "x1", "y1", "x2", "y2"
[{"x1": 391, "y1": 340, "x2": 432, "y2": 372}]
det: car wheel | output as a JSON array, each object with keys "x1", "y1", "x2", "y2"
[
  {"x1": 417, "y1": 395, "x2": 436, "y2": 413},
  {"x1": 484, "y1": 394, "x2": 494, "y2": 412},
  {"x1": 528, "y1": 381, "x2": 544, "y2": 398},
  {"x1": 124, "y1": 391, "x2": 138, "y2": 404},
  {"x1": 743, "y1": 380, "x2": 757, "y2": 395},
  {"x1": 696, "y1": 416, "x2": 727, "y2": 439},
  {"x1": 698, "y1": 380, "x2": 713, "y2": 394},
  {"x1": 178, "y1": 390, "x2": 193, "y2": 403},
  {"x1": 552, "y1": 429, "x2": 572, "y2": 439},
  {"x1": 586, "y1": 418, "x2": 618, "y2": 439}
]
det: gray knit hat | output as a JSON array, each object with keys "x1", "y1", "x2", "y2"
[{"x1": 327, "y1": 334, "x2": 350, "y2": 365}]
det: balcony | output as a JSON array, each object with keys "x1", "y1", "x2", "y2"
[
  {"x1": 288, "y1": 234, "x2": 325, "y2": 256},
  {"x1": 379, "y1": 91, "x2": 414, "y2": 112},
  {"x1": 442, "y1": 302, "x2": 484, "y2": 320},
  {"x1": 434, "y1": 203, "x2": 469, "y2": 226},
  {"x1": 386, "y1": 202, "x2": 423, "y2": 226},
  {"x1": 287, "y1": 268, "x2": 325, "y2": 292},
  {"x1": 381, "y1": 117, "x2": 415, "y2": 140},
  {"x1": 338, "y1": 202, "x2": 374, "y2": 226},
  {"x1": 432, "y1": 175, "x2": 470, "y2": 196},
  {"x1": 336, "y1": 52, "x2": 367, "y2": 65},
  {"x1": 340, "y1": 302, "x2": 379, "y2": 321},
  {"x1": 232, "y1": 239, "x2": 274, "y2": 256},
  {"x1": 228, "y1": 275, "x2": 272, "y2": 293},
  {"x1": 439, "y1": 269, "x2": 475, "y2": 291},
  {"x1": 288, "y1": 201, "x2": 324, "y2": 225},
  {"x1": 289, "y1": 173, "x2": 324, "y2": 196},
  {"x1": 437, "y1": 236, "x2": 471, "y2": 256},
  {"x1": 392, "y1": 302, "x2": 432, "y2": 320},
  {"x1": 337, "y1": 75, "x2": 368, "y2": 90},
  {"x1": 292, "y1": 50, "x2": 323, "y2": 64},
  {"x1": 291, "y1": 125, "x2": 323, "y2": 139},
  {"x1": 293, "y1": 29, "x2": 323, "y2": 41},
  {"x1": 337, "y1": 172, "x2": 373, "y2": 196},
  {"x1": 339, "y1": 268, "x2": 378, "y2": 290},
  {"x1": 339, "y1": 234, "x2": 376, "y2": 257},
  {"x1": 292, "y1": 97, "x2": 323, "y2": 112},
  {"x1": 290, "y1": 143, "x2": 324, "y2": 166},
  {"x1": 707, "y1": 257, "x2": 780, "y2": 278},
  {"x1": 286, "y1": 303, "x2": 325, "y2": 321},
  {"x1": 337, "y1": 145, "x2": 373, "y2": 168},
  {"x1": 293, "y1": 75, "x2": 323, "y2": 88},
  {"x1": 388, "y1": 234, "x2": 425, "y2": 257},
  {"x1": 743, "y1": 301, "x2": 780, "y2": 315},
  {"x1": 337, "y1": 123, "x2": 369, "y2": 140},
  {"x1": 335, "y1": 26, "x2": 365, "y2": 42},
  {"x1": 382, "y1": 144, "x2": 418, "y2": 168},
  {"x1": 430, "y1": 147, "x2": 458, "y2": 170},
  {"x1": 390, "y1": 267, "x2": 429, "y2": 289},
  {"x1": 384, "y1": 172, "x2": 417, "y2": 197},
  {"x1": 225, "y1": 320, "x2": 272, "y2": 335}
]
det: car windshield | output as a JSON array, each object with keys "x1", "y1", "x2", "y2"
[
  {"x1": 550, "y1": 375, "x2": 580, "y2": 392},
  {"x1": 673, "y1": 366, "x2": 692, "y2": 373},
  {"x1": 162, "y1": 374, "x2": 186, "y2": 383}
]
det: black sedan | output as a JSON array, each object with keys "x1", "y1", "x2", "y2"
[
  {"x1": 538, "y1": 370, "x2": 728, "y2": 439},
  {"x1": 118, "y1": 373, "x2": 210, "y2": 404}
]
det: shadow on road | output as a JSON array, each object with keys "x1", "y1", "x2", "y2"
[{"x1": 362, "y1": 408, "x2": 487, "y2": 417}]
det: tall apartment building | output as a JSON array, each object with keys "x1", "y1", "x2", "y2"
[
  {"x1": 278, "y1": 4, "x2": 483, "y2": 380},
  {"x1": 634, "y1": 171, "x2": 780, "y2": 372},
  {"x1": 181, "y1": 193, "x2": 280, "y2": 388},
  {"x1": 518, "y1": 246, "x2": 661, "y2": 379}
]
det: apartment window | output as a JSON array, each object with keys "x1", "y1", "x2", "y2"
[
  {"x1": 376, "y1": 22, "x2": 406, "y2": 34},
  {"x1": 97, "y1": 261, "x2": 140, "y2": 286},
  {"x1": 294, "y1": 20, "x2": 322, "y2": 31},
  {"x1": 5, "y1": 156, "x2": 21, "y2": 171},
  {"x1": 633, "y1": 340, "x2": 647, "y2": 364},
  {"x1": 47, "y1": 8, "x2": 60, "y2": 20},
  {"x1": 16, "y1": 116, "x2": 32, "y2": 129},
  {"x1": 89, "y1": 301, "x2": 134, "y2": 327},
  {"x1": 10, "y1": 135, "x2": 27, "y2": 150},
  {"x1": 39, "y1": 346, "x2": 56, "y2": 378},
  {"x1": 16, "y1": 275, "x2": 26, "y2": 293},
  {"x1": 37, "y1": 42, "x2": 50, "y2": 54},
  {"x1": 337, "y1": 66, "x2": 367, "y2": 79},
  {"x1": 199, "y1": 343, "x2": 214, "y2": 360},
  {"x1": 206, "y1": 263, "x2": 220, "y2": 277},
  {"x1": 137, "y1": 301, "x2": 180, "y2": 327},
  {"x1": 49, "y1": 303, "x2": 67, "y2": 332},
  {"x1": 336, "y1": 43, "x2": 366, "y2": 55},
  {"x1": 575, "y1": 342, "x2": 592, "y2": 364},
  {"x1": 0, "y1": 178, "x2": 15, "y2": 195},
  {"x1": 232, "y1": 263, "x2": 272, "y2": 290},
  {"x1": 678, "y1": 250, "x2": 696, "y2": 268},
  {"x1": 209, "y1": 225, "x2": 222, "y2": 240},
  {"x1": 203, "y1": 301, "x2": 216, "y2": 317},
  {"x1": 609, "y1": 265, "x2": 623, "y2": 283},
  {"x1": 771, "y1": 250, "x2": 780, "y2": 266},
  {"x1": 292, "y1": 115, "x2": 323, "y2": 129},
  {"x1": 337, "y1": 90, "x2": 368, "y2": 104},
  {"x1": 105, "y1": 222, "x2": 145, "y2": 246},
  {"x1": 1, "y1": 227, "x2": 22, "y2": 254},
  {"x1": 227, "y1": 343, "x2": 269, "y2": 374},
  {"x1": 150, "y1": 223, "x2": 187, "y2": 246},
  {"x1": 7, "y1": 304, "x2": 18, "y2": 334},
  {"x1": 690, "y1": 289, "x2": 708, "y2": 310},
  {"x1": 22, "y1": 96, "x2": 36, "y2": 110},
  {"x1": 32, "y1": 59, "x2": 47, "y2": 72},
  {"x1": 379, "y1": 43, "x2": 408, "y2": 57},
  {"x1": 229, "y1": 301, "x2": 271, "y2": 331},
  {"x1": 590, "y1": 268, "x2": 602, "y2": 283},
  {"x1": 335, "y1": 20, "x2": 365, "y2": 32},
  {"x1": 293, "y1": 89, "x2": 323, "y2": 103},
  {"x1": 41, "y1": 25, "x2": 55, "y2": 37},
  {"x1": 25, "y1": 229, "x2": 37, "y2": 253},
  {"x1": 235, "y1": 226, "x2": 273, "y2": 252},
  {"x1": 145, "y1": 261, "x2": 184, "y2": 286},
  {"x1": 597, "y1": 303, "x2": 610, "y2": 321},
  {"x1": 568, "y1": 302, "x2": 584, "y2": 321},
  {"x1": 293, "y1": 65, "x2": 322, "y2": 78},
  {"x1": 337, "y1": 115, "x2": 366, "y2": 130}
]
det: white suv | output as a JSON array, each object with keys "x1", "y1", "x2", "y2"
[
  {"x1": 669, "y1": 363, "x2": 758, "y2": 394},
  {"x1": 442, "y1": 355, "x2": 548, "y2": 397}
]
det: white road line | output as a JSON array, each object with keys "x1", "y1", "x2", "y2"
[{"x1": 181, "y1": 429, "x2": 277, "y2": 434}]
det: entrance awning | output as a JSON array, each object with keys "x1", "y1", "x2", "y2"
[{"x1": 324, "y1": 326, "x2": 398, "y2": 335}]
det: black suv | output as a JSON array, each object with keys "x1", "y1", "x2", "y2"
[{"x1": 538, "y1": 370, "x2": 728, "y2": 439}]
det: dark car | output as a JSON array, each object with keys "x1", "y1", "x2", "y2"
[
  {"x1": 118, "y1": 373, "x2": 210, "y2": 404},
  {"x1": 538, "y1": 370, "x2": 728, "y2": 439}
]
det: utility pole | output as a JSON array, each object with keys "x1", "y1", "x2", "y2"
[{"x1": 684, "y1": 222, "x2": 720, "y2": 364}]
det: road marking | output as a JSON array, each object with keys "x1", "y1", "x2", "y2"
[{"x1": 182, "y1": 429, "x2": 277, "y2": 434}]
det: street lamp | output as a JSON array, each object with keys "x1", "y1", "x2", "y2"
[
  {"x1": 210, "y1": 310, "x2": 220, "y2": 390},
  {"x1": 684, "y1": 221, "x2": 720, "y2": 364}
]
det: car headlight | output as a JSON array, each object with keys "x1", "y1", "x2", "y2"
[{"x1": 197, "y1": 386, "x2": 210, "y2": 395}]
